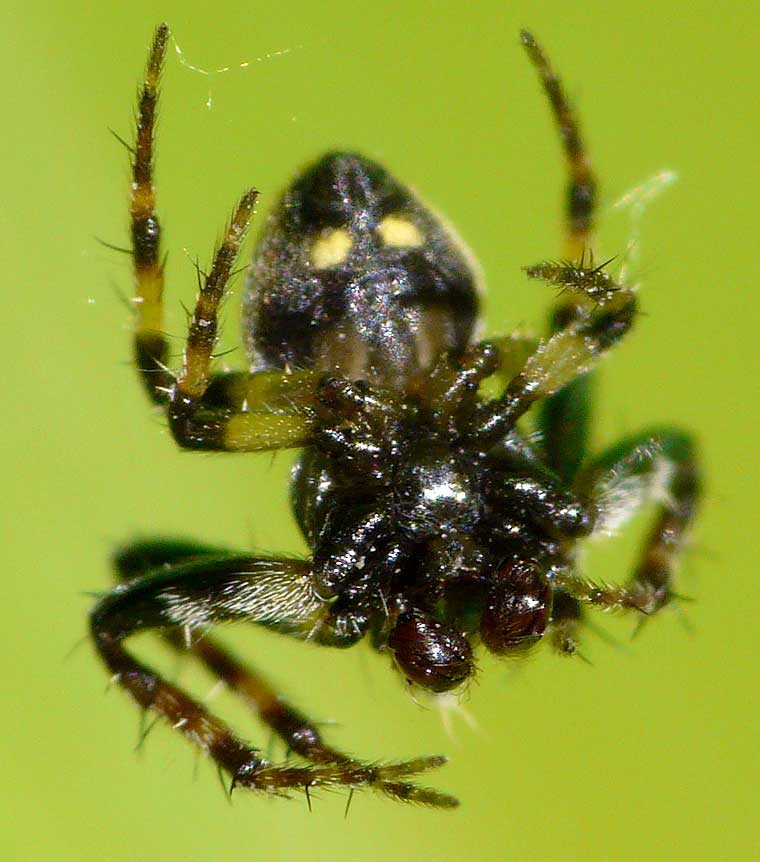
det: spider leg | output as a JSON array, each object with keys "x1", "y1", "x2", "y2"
[
  {"x1": 520, "y1": 30, "x2": 595, "y2": 260},
  {"x1": 125, "y1": 25, "x2": 314, "y2": 453},
  {"x1": 172, "y1": 190, "x2": 258, "y2": 404},
  {"x1": 169, "y1": 373, "x2": 318, "y2": 451},
  {"x1": 556, "y1": 429, "x2": 700, "y2": 615},
  {"x1": 129, "y1": 23, "x2": 171, "y2": 402},
  {"x1": 153, "y1": 187, "x2": 333, "y2": 452},
  {"x1": 93, "y1": 541, "x2": 457, "y2": 808},
  {"x1": 520, "y1": 31, "x2": 599, "y2": 483},
  {"x1": 472, "y1": 283, "x2": 636, "y2": 446}
]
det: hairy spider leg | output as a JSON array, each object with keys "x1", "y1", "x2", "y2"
[
  {"x1": 126, "y1": 24, "x2": 317, "y2": 452},
  {"x1": 477, "y1": 31, "x2": 623, "y2": 451},
  {"x1": 130, "y1": 23, "x2": 171, "y2": 402},
  {"x1": 486, "y1": 31, "x2": 629, "y2": 642},
  {"x1": 158, "y1": 190, "x2": 318, "y2": 452},
  {"x1": 520, "y1": 30, "x2": 599, "y2": 485},
  {"x1": 471, "y1": 284, "x2": 637, "y2": 446},
  {"x1": 116, "y1": 541, "x2": 455, "y2": 806},
  {"x1": 519, "y1": 30, "x2": 595, "y2": 260},
  {"x1": 173, "y1": 192, "x2": 257, "y2": 403},
  {"x1": 517, "y1": 33, "x2": 693, "y2": 649},
  {"x1": 91, "y1": 540, "x2": 457, "y2": 808},
  {"x1": 558, "y1": 429, "x2": 700, "y2": 615}
]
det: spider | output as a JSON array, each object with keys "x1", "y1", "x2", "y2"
[{"x1": 90, "y1": 24, "x2": 700, "y2": 809}]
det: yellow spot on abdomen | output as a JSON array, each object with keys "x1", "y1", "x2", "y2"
[
  {"x1": 378, "y1": 215, "x2": 423, "y2": 248},
  {"x1": 311, "y1": 228, "x2": 352, "y2": 268}
]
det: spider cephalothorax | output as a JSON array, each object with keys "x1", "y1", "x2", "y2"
[{"x1": 90, "y1": 25, "x2": 699, "y2": 809}]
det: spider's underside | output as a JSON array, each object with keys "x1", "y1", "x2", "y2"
[{"x1": 90, "y1": 24, "x2": 700, "y2": 809}]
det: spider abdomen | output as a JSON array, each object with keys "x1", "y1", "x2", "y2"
[{"x1": 242, "y1": 152, "x2": 481, "y2": 388}]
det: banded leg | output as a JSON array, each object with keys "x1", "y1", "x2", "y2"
[
  {"x1": 126, "y1": 26, "x2": 260, "y2": 414},
  {"x1": 477, "y1": 36, "x2": 630, "y2": 453},
  {"x1": 520, "y1": 30, "x2": 596, "y2": 259},
  {"x1": 160, "y1": 190, "x2": 319, "y2": 452},
  {"x1": 130, "y1": 23, "x2": 171, "y2": 402},
  {"x1": 154, "y1": 191, "x2": 338, "y2": 453},
  {"x1": 556, "y1": 429, "x2": 700, "y2": 615},
  {"x1": 126, "y1": 25, "x2": 314, "y2": 452},
  {"x1": 161, "y1": 195, "x2": 329, "y2": 453},
  {"x1": 521, "y1": 30, "x2": 600, "y2": 482},
  {"x1": 96, "y1": 540, "x2": 457, "y2": 808}
]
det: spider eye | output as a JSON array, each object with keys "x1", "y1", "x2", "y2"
[
  {"x1": 310, "y1": 227, "x2": 352, "y2": 268},
  {"x1": 377, "y1": 214, "x2": 424, "y2": 249}
]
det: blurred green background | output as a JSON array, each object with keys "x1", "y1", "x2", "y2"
[{"x1": 3, "y1": 1, "x2": 758, "y2": 860}]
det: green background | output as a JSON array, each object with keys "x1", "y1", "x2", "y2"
[{"x1": 3, "y1": 1, "x2": 758, "y2": 860}]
